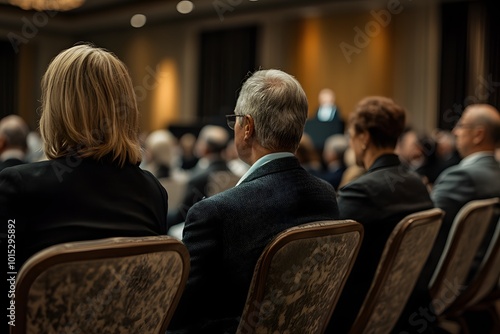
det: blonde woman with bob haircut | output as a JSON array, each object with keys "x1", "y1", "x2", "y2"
[{"x1": 0, "y1": 44, "x2": 169, "y2": 271}]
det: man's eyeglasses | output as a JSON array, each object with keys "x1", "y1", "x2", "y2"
[
  {"x1": 225, "y1": 114, "x2": 245, "y2": 130},
  {"x1": 454, "y1": 122, "x2": 476, "y2": 129}
]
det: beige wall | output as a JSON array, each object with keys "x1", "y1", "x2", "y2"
[{"x1": 3, "y1": 0, "x2": 441, "y2": 134}]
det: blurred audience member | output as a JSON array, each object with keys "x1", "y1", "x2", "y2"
[
  {"x1": 167, "y1": 125, "x2": 230, "y2": 227},
  {"x1": 169, "y1": 69, "x2": 339, "y2": 334},
  {"x1": 179, "y1": 132, "x2": 199, "y2": 170},
  {"x1": 296, "y1": 132, "x2": 323, "y2": 173},
  {"x1": 338, "y1": 146, "x2": 365, "y2": 188},
  {"x1": 327, "y1": 96, "x2": 433, "y2": 333},
  {"x1": 25, "y1": 129, "x2": 46, "y2": 162},
  {"x1": 223, "y1": 138, "x2": 249, "y2": 178},
  {"x1": 318, "y1": 134, "x2": 348, "y2": 190},
  {"x1": 396, "y1": 126, "x2": 425, "y2": 171},
  {"x1": 0, "y1": 114, "x2": 30, "y2": 171},
  {"x1": 142, "y1": 129, "x2": 180, "y2": 179},
  {"x1": 0, "y1": 44, "x2": 168, "y2": 270},
  {"x1": 304, "y1": 88, "x2": 345, "y2": 154}
]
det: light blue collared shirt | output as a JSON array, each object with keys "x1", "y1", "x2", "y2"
[
  {"x1": 235, "y1": 152, "x2": 295, "y2": 186},
  {"x1": 459, "y1": 151, "x2": 494, "y2": 168}
]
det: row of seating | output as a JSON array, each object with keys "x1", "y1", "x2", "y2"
[{"x1": 11, "y1": 197, "x2": 500, "y2": 334}]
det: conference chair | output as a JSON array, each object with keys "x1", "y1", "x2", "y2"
[
  {"x1": 437, "y1": 205, "x2": 500, "y2": 334},
  {"x1": 348, "y1": 208, "x2": 445, "y2": 334},
  {"x1": 236, "y1": 220, "x2": 363, "y2": 334},
  {"x1": 428, "y1": 197, "x2": 500, "y2": 325},
  {"x1": 12, "y1": 236, "x2": 190, "y2": 334}
]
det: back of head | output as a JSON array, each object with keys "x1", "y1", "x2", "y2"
[
  {"x1": 195, "y1": 125, "x2": 229, "y2": 156},
  {"x1": 349, "y1": 96, "x2": 406, "y2": 149},
  {"x1": 323, "y1": 134, "x2": 349, "y2": 164},
  {"x1": 235, "y1": 69, "x2": 308, "y2": 152},
  {"x1": 144, "y1": 129, "x2": 177, "y2": 167},
  {"x1": 467, "y1": 104, "x2": 500, "y2": 147},
  {"x1": 0, "y1": 115, "x2": 30, "y2": 152},
  {"x1": 39, "y1": 43, "x2": 141, "y2": 167}
]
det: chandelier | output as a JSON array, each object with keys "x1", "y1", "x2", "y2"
[{"x1": 9, "y1": 0, "x2": 86, "y2": 11}]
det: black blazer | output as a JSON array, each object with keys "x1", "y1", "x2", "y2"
[
  {"x1": 168, "y1": 156, "x2": 339, "y2": 333},
  {"x1": 326, "y1": 154, "x2": 434, "y2": 333},
  {"x1": 0, "y1": 156, "x2": 168, "y2": 270},
  {"x1": 0, "y1": 158, "x2": 25, "y2": 172}
]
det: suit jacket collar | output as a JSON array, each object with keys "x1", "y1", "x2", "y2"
[
  {"x1": 367, "y1": 153, "x2": 401, "y2": 173},
  {"x1": 240, "y1": 156, "x2": 302, "y2": 184}
]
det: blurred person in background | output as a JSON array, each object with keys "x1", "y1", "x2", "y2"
[
  {"x1": 304, "y1": 88, "x2": 345, "y2": 155},
  {"x1": 318, "y1": 133, "x2": 349, "y2": 190},
  {"x1": 167, "y1": 125, "x2": 230, "y2": 227},
  {"x1": 0, "y1": 114, "x2": 30, "y2": 171}
]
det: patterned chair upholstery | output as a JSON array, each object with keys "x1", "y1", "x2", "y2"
[
  {"x1": 236, "y1": 219, "x2": 363, "y2": 334},
  {"x1": 429, "y1": 197, "x2": 500, "y2": 317},
  {"x1": 12, "y1": 236, "x2": 190, "y2": 334},
  {"x1": 448, "y1": 211, "x2": 500, "y2": 314},
  {"x1": 348, "y1": 208, "x2": 445, "y2": 334}
]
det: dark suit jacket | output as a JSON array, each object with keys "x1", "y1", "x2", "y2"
[
  {"x1": 0, "y1": 156, "x2": 168, "y2": 270},
  {"x1": 168, "y1": 156, "x2": 339, "y2": 333},
  {"x1": 0, "y1": 158, "x2": 25, "y2": 172},
  {"x1": 326, "y1": 154, "x2": 434, "y2": 333}
]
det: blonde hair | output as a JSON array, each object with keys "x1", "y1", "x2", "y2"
[{"x1": 39, "y1": 44, "x2": 141, "y2": 167}]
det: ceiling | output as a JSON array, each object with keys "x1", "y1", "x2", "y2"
[{"x1": 0, "y1": 0, "x2": 352, "y2": 35}]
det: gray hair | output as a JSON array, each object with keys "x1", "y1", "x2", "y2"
[{"x1": 235, "y1": 69, "x2": 308, "y2": 152}]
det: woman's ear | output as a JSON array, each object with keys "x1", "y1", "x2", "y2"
[{"x1": 359, "y1": 130, "x2": 370, "y2": 148}]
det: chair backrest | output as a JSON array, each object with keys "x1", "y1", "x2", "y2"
[
  {"x1": 12, "y1": 236, "x2": 190, "y2": 334},
  {"x1": 236, "y1": 220, "x2": 363, "y2": 334},
  {"x1": 441, "y1": 202, "x2": 500, "y2": 314},
  {"x1": 429, "y1": 197, "x2": 500, "y2": 316},
  {"x1": 349, "y1": 208, "x2": 445, "y2": 334}
]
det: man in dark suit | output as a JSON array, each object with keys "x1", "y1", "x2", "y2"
[
  {"x1": 304, "y1": 88, "x2": 345, "y2": 155},
  {"x1": 396, "y1": 104, "x2": 500, "y2": 333},
  {"x1": 168, "y1": 69, "x2": 339, "y2": 334},
  {"x1": 0, "y1": 115, "x2": 30, "y2": 171}
]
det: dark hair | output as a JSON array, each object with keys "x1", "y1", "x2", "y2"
[{"x1": 349, "y1": 96, "x2": 406, "y2": 149}]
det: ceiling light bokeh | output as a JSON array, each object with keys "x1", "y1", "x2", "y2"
[
  {"x1": 130, "y1": 14, "x2": 147, "y2": 28},
  {"x1": 176, "y1": 1, "x2": 194, "y2": 15}
]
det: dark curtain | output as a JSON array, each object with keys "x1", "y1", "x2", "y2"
[
  {"x1": 437, "y1": 2, "x2": 469, "y2": 130},
  {"x1": 197, "y1": 25, "x2": 258, "y2": 126},
  {"x1": 485, "y1": 0, "x2": 500, "y2": 109},
  {"x1": 0, "y1": 40, "x2": 18, "y2": 119},
  {"x1": 438, "y1": 0, "x2": 500, "y2": 129}
]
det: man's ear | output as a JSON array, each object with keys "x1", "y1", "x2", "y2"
[
  {"x1": 472, "y1": 126, "x2": 485, "y2": 145},
  {"x1": 243, "y1": 115, "x2": 254, "y2": 140}
]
